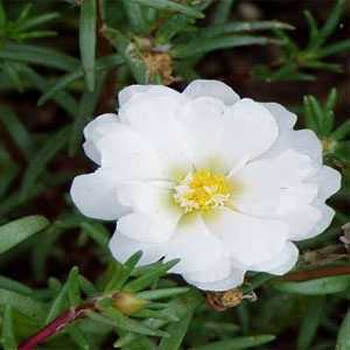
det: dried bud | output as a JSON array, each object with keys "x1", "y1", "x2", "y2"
[
  {"x1": 113, "y1": 292, "x2": 147, "y2": 316},
  {"x1": 206, "y1": 288, "x2": 244, "y2": 312},
  {"x1": 207, "y1": 288, "x2": 258, "y2": 312},
  {"x1": 143, "y1": 52, "x2": 174, "y2": 85}
]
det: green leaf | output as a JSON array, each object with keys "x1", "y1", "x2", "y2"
[
  {"x1": 0, "y1": 288, "x2": 47, "y2": 321},
  {"x1": 105, "y1": 251, "x2": 143, "y2": 292},
  {"x1": 0, "y1": 147, "x2": 18, "y2": 199},
  {"x1": 102, "y1": 307, "x2": 169, "y2": 337},
  {"x1": 122, "y1": 0, "x2": 148, "y2": 33},
  {"x1": 45, "y1": 279, "x2": 70, "y2": 324},
  {"x1": 0, "y1": 105, "x2": 33, "y2": 159},
  {"x1": 21, "y1": 67, "x2": 79, "y2": 117},
  {"x1": 0, "y1": 216, "x2": 49, "y2": 254},
  {"x1": 16, "y1": 30, "x2": 57, "y2": 40},
  {"x1": 37, "y1": 54, "x2": 123, "y2": 105},
  {"x1": 131, "y1": 0, "x2": 203, "y2": 19},
  {"x1": 213, "y1": 0, "x2": 236, "y2": 25},
  {"x1": 202, "y1": 321, "x2": 240, "y2": 334},
  {"x1": 273, "y1": 275, "x2": 350, "y2": 295},
  {"x1": 317, "y1": 40, "x2": 350, "y2": 58},
  {"x1": 15, "y1": 3, "x2": 32, "y2": 24},
  {"x1": 312, "y1": 0, "x2": 346, "y2": 49},
  {"x1": 80, "y1": 222, "x2": 110, "y2": 249},
  {"x1": 31, "y1": 225, "x2": 62, "y2": 281},
  {"x1": 20, "y1": 126, "x2": 70, "y2": 200},
  {"x1": 126, "y1": 337, "x2": 157, "y2": 350},
  {"x1": 79, "y1": 275, "x2": 97, "y2": 297},
  {"x1": 37, "y1": 69, "x2": 83, "y2": 106},
  {"x1": 303, "y1": 96, "x2": 318, "y2": 131},
  {"x1": 158, "y1": 290, "x2": 202, "y2": 350},
  {"x1": 199, "y1": 21, "x2": 294, "y2": 38},
  {"x1": 332, "y1": 120, "x2": 350, "y2": 140},
  {"x1": 336, "y1": 310, "x2": 350, "y2": 349},
  {"x1": 68, "y1": 74, "x2": 105, "y2": 156},
  {"x1": 105, "y1": 28, "x2": 149, "y2": 84},
  {"x1": 115, "y1": 292, "x2": 201, "y2": 348},
  {"x1": 308, "y1": 96, "x2": 324, "y2": 133},
  {"x1": 123, "y1": 259, "x2": 179, "y2": 293},
  {"x1": 87, "y1": 311, "x2": 116, "y2": 327},
  {"x1": 172, "y1": 35, "x2": 275, "y2": 58},
  {"x1": 18, "y1": 12, "x2": 59, "y2": 31},
  {"x1": 0, "y1": 0, "x2": 6, "y2": 28},
  {"x1": 0, "y1": 275, "x2": 33, "y2": 296},
  {"x1": 68, "y1": 325, "x2": 90, "y2": 350},
  {"x1": 2, "y1": 61, "x2": 24, "y2": 92},
  {"x1": 241, "y1": 273, "x2": 275, "y2": 294},
  {"x1": 0, "y1": 43, "x2": 80, "y2": 72},
  {"x1": 133, "y1": 309, "x2": 179, "y2": 322},
  {"x1": 189, "y1": 335, "x2": 276, "y2": 350},
  {"x1": 79, "y1": 0, "x2": 97, "y2": 91},
  {"x1": 326, "y1": 88, "x2": 338, "y2": 112},
  {"x1": 335, "y1": 141, "x2": 350, "y2": 162},
  {"x1": 137, "y1": 287, "x2": 190, "y2": 301},
  {"x1": 155, "y1": 14, "x2": 193, "y2": 45},
  {"x1": 68, "y1": 267, "x2": 81, "y2": 307},
  {"x1": 304, "y1": 10, "x2": 319, "y2": 46},
  {"x1": 1, "y1": 305, "x2": 17, "y2": 350},
  {"x1": 297, "y1": 296, "x2": 325, "y2": 350},
  {"x1": 158, "y1": 310, "x2": 192, "y2": 350}
]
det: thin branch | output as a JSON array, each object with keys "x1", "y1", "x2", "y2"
[
  {"x1": 283, "y1": 265, "x2": 350, "y2": 281},
  {"x1": 18, "y1": 303, "x2": 95, "y2": 350}
]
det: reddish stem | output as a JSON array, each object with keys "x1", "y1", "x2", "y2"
[
  {"x1": 19, "y1": 303, "x2": 94, "y2": 350},
  {"x1": 284, "y1": 265, "x2": 350, "y2": 281}
]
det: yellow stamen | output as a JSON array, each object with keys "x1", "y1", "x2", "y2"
[{"x1": 173, "y1": 169, "x2": 233, "y2": 213}]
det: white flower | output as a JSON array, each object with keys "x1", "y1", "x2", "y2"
[{"x1": 70, "y1": 80, "x2": 341, "y2": 291}]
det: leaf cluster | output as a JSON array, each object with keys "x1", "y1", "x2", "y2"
[{"x1": 255, "y1": 0, "x2": 350, "y2": 81}]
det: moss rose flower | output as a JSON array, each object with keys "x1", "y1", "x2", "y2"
[{"x1": 71, "y1": 80, "x2": 341, "y2": 291}]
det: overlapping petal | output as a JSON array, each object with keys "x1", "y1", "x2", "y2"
[
  {"x1": 205, "y1": 208, "x2": 288, "y2": 267},
  {"x1": 183, "y1": 79, "x2": 240, "y2": 105},
  {"x1": 119, "y1": 96, "x2": 194, "y2": 174},
  {"x1": 70, "y1": 168, "x2": 129, "y2": 220},
  {"x1": 109, "y1": 231, "x2": 164, "y2": 266}
]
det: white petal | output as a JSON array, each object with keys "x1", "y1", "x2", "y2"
[
  {"x1": 183, "y1": 80, "x2": 240, "y2": 105},
  {"x1": 70, "y1": 169, "x2": 128, "y2": 220},
  {"x1": 205, "y1": 208, "x2": 288, "y2": 267},
  {"x1": 233, "y1": 159, "x2": 281, "y2": 216},
  {"x1": 277, "y1": 183, "x2": 318, "y2": 214},
  {"x1": 262, "y1": 129, "x2": 323, "y2": 164},
  {"x1": 83, "y1": 113, "x2": 119, "y2": 164},
  {"x1": 287, "y1": 202, "x2": 335, "y2": 241},
  {"x1": 220, "y1": 99, "x2": 279, "y2": 169},
  {"x1": 183, "y1": 267, "x2": 245, "y2": 291},
  {"x1": 95, "y1": 123, "x2": 165, "y2": 180},
  {"x1": 118, "y1": 84, "x2": 183, "y2": 107},
  {"x1": 109, "y1": 231, "x2": 164, "y2": 265},
  {"x1": 117, "y1": 212, "x2": 176, "y2": 243},
  {"x1": 262, "y1": 102, "x2": 297, "y2": 132},
  {"x1": 119, "y1": 96, "x2": 193, "y2": 173},
  {"x1": 164, "y1": 215, "x2": 228, "y2": 274},
  {"x1": 182, "y1": 260, "x2": 231, "y2": 283},
  {"x1": 177, "y1": 97, "x2": 228, "y2": 170},
  {"x1": 308, "y1": 166, "x2": 342, "y2": 202},
  {"x1": 250, "y1": 241, "x2": 298, "y2": 275},
  {"x1": 115, "y1": 183, "x2": 182, "y2": 243},
  {"x1": 234, "y1": 150, "x2": 319, "y2": 217}
]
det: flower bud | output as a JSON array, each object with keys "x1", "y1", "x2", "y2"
[{"x1": 113, "y1": 292, "x2": 147, "y2": 316}]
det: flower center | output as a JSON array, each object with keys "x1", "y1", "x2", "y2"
[{"x1": 173, "y1": 169, "x2": 233, "y2": 213}]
